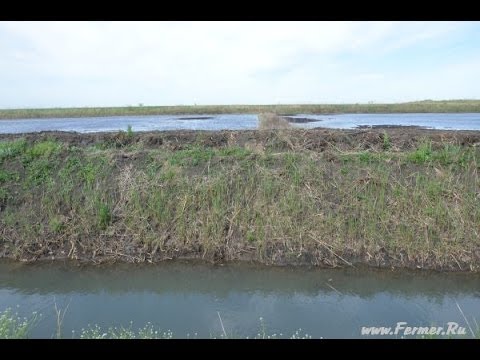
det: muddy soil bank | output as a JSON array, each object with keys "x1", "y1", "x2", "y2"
[
  {"x1": 1, "y1": 128, "x2": 479, "y2": 271},
  {"x1": 1, "y1": 128, "x2": 479, "y2": 152}
]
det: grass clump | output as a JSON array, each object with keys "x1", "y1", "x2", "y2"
[
  {"x1": 408, "y1": 141, "x2": 432, "y2": 164},
  {"x1": 26, "y1": 140, "x2": 61, "y2": 159},
  {"x1": 0, "y1": 308, "x2": 40, "y2": 339},
  {"x1": 49, "y1": 217, "x2": 65, "y2": 233},
  {"x1": 0, "y1": 138, "x2": 26, "y2": 161},
  {"x1": 431, "y1": 144, "x2": 469, "y2": 166},
  {"x1": 382, "y1": 131, "x2": 391, "y2": 150},
  {"x1": 98, "y1": 203, "x2": 112, "y2": 229},
  {"x1": 168, "y1": 147, "x2": 216, "y2": 166},
  {"x1": 258, "y1": 113, "x2": 291, "y2": 130},
  {"x1": 0, "y1": 170, "x2": 19, "y2": 183},
  {"x1": 407, "y1": 141, "x2": 475, "y2": 167},
  {"x1": 127, "y1": 125, "x2": 134, "y2": 138},
  {"x1": 80, "y1": 323, "x2": 174, "y2": 339}
]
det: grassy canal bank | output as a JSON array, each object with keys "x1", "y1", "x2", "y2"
[
  {"x1": 1, "y1": 100, "x2": 480, "y2": 119},
  {"x1": 0, "y1": 127, "x2": 479, "y2": 271}
]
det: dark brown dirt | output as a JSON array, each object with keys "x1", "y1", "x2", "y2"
[
  {"x1": 1, "y1": 128, "x2": 479, "y2": 152},
  {"x1": 356, "y1": 125, "x2": 427, "y2": 129},
  {"x1": 282, "y1": 116, "x2": 322, "y2": 123},
  {"x1": 177, "y1": 116, "x2": 214, "y2": 120}
]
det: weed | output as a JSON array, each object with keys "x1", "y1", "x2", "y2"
[
  {"x1": 0, "y1": 308, "x2": 40, "y2": 339},
  {"x1": 98, "y1": 203, "x2": 111, "y2": 229},
  {"x1": 408, "y1": 141, "x2": 432, "y2": 164},
  {"x1": 258, "y1": 113, "x2": 291, "y2": 129},
  {"x1": 0, "y1": 139, "x2": 26, "y2": 161},
  {"x1": 27, "y1": 140, "x2": 61, "y2": 159},
  {"x1": 168, "y1": 147, "x2": 215, "y2": 166},
  {"x1": 49, "y1": 217, "x2": 65, "y2": 233},
  {"x1": 127, "y1": 125, "x2": 134, "y2": 137},
  {"x1": 382, "y1": 131, "x2": 391, "y2": 150}
]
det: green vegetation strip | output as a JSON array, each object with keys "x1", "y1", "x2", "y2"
[
  {"x1": 0, "y1": 129, "x2": 479, "y2": 270},
  {"x1": 0, "y1": 308, "x2": 312, "y2": 339},
  {"x1": 1, "y1": 308, "x2": 477, "y2": 339},
  {"x1": 1, "y1": 100, "x2": 480, "y2": 119}
]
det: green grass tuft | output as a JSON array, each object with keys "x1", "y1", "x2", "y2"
[
  {"x1": 408, "y1": 141, "x2": 432, "y2": 164},
  {"x1": 0, "y1": 309, "x2": 40, "y2": 339},
  {"x1": 0, "y1": 139, "x2": 27, "y2": 161},
  {"x1": 98, "y1": 203, "x2": 112, "y2": 229}
]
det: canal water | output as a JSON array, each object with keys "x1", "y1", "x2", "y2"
[
  {"x1": 0, "y1": 261, "x2": 479, "y2": 338},
  {"x1": 1, "y1": 113, "x2": 480, "y2": 134}
]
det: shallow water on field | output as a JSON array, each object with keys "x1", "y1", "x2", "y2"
[{"x1": 1, "y1": 113, "x2": 480, "y2": 134}]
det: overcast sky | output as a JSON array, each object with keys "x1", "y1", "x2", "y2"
[{"x1": 1, "y1": 21, "x2": 479, "y2": 108}]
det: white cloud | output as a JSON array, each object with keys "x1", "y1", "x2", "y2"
[{"x1": 0, "y1": 21, "x2": 478, "y2": 107}]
